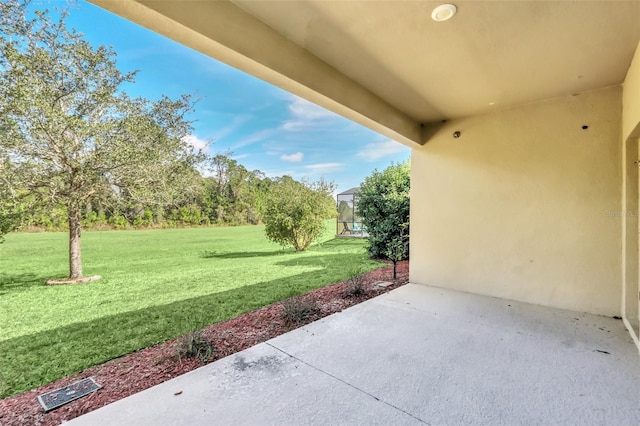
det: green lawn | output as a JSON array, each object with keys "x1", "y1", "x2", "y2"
[{"x1": 0, "y1": 223, "x2": 381, "y2": 398}]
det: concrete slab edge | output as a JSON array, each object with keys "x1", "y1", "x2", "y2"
[{"x1": 623, "y1": 317, "x2": 640, "y2": 354}]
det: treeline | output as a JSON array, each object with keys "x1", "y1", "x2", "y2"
[{"x1": 16, "y1": 154, "x2": 275, "y2": 231}]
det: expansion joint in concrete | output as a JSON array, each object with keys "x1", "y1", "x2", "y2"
[{"x1": 265, "y1": 342, "x2": 431, "y2": 425}]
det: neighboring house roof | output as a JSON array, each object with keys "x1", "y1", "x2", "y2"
[{"x1": 337, "y1": 187, "x2": 359, "y2": 196}]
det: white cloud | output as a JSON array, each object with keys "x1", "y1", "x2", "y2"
[
  {"x1": 183, "y1": 134, "x2": 210, "y2": 152},
  {"x1": 280, "y1": 152, "x2": 304, "y2": 162},
  {"x1": 288, "y1": 97, "x2": 334, "y2": 120},
  {"x1": 304, "y1": 162, "x2": 345, "y2": 174},
  {"x1": 356, "y1": 139, "x2": 406, "y2": 161},
  {"x1": 212, "y1": 114, "x2": 251, "y2": 141},
  {"x1": 282, "y1": 96, "x2": 338, "y2": 131},
  {"x1": 231, "y1": 129, "x2": 275, "y2": 149},
  {"x1": 231, "y1": 153, "x2": 250, "y2": 160}
]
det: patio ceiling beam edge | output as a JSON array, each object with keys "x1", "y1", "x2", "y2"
[{"x1": 90, "y1": 0, "x2": 425, "y2": 147}]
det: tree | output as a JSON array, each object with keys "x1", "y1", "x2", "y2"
[
  {"x1": 384, "y1": 223, "x2": 409, "y2": 279},
  {"x1": 263, "y1": 177, "x2": 336, "y2": 251},
  {"x1": 0, "y1": 159, "x2": 26, "y2": 243},
  {"x1": 356, "y1": 161, "x2": 410, "y2": 262},
  {"x1": 0, "y1": 1, "x2": 204, "y2": 279},
  {"x1": 202, "y1": 153, "x2": 269, "y2": 225}
]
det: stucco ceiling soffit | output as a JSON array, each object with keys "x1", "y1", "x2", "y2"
[
  {"x1": 90, "y1": 0, "x2": 640, "y2": 146},
  {"x1": 421, "y1": 122, "x2": 446, "y2": 144},
  {"x1": 233, "y1": 0, "x2": 640, "y2": 119}
]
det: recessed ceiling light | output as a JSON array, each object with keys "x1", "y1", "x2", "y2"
[{"x1": 432, "y1": 4, "x2": 457, "y2": 22}]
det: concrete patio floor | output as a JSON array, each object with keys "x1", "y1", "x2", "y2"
[{"x1": 68, "y1": 284, "x2": 639, "y2": 425}]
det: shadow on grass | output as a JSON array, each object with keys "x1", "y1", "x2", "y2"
[
  {"x1": 276, "y1": 251, "x2": 379, "y2": 270},
  {"x1": 201, "y1": 249, "x2": 290, "y2": 259},
  {"x1": 200, "y1": 237, "x2": 366, "y2": 259},
  {"x1": 0, "y1": 273, "x2": 48, "y2": 295},
  {"x1": 310, "y1": 237, "x2": 370, "y2": 252},
  {"x1": 0, "y1": 252, "x2": 376, "y2": 399}
]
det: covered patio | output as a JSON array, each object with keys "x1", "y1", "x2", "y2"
[
  {"x1": 91, "y1": 0, "x2": 640, "y2": 352},
  {"x1": 69, "y1": 284, "x2": 639, "y2": 425},
  {"x1": 78, "y1": 1, "x2": 640, "y2": 421}
]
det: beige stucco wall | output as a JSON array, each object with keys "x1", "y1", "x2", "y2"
[
  {"x1": 623, "y1": 41, "x2": 640, "y2": 142},
  {"x1": 621, "y1": 136, "x2": 638, "y2": 327},
  {"x1": 622, "y1": 41, "x2": 640, "y2": 342},
  {"x1": 410, "y1": 87, "x2": 622, "y2": 316}
]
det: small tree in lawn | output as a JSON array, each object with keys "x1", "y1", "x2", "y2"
[
  {"x1": 0, "y1": 1, "x2": 204, "y2": 279},
  {"x1": 357, "y1": 161, "x2": 410, "y2": 263},
  {"x1": 263, "y1": 177, "x2": 336, "y2": 251},
  {"x1": 385, "y1": 223, "x2": 408, "y2": 279}
]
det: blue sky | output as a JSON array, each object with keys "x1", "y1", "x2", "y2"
[{"x1": 63, "y1": 1, "x2": 410, "y2": 193}]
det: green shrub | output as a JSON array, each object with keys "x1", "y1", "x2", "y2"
[
  {"x1": 109, "y1": 214, "x2": 129, "y2": 230},
  {"x1": 343, "y1": 267, "x2": 367, "y2": 297},
  {"x1": 175, "y1": 330, "x2": 214, "y2": 364},
  {"x1": 281, "y1": 296, "x2": 319, "y2": 325},
  {"x1": 357, "y1": 161, "x2": 410, "y2": 260},
  {"x1": 263, "y1": 177, "x2": 336, "y2": 251}
]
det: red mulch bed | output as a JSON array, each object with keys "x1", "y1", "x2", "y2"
[{"x1": 0, "y1": 261, "x2": 408, "y2": 426}]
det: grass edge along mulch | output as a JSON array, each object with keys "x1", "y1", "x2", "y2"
[{"x1": 0, "y1": 261, "x2": 408, "y2": 426}]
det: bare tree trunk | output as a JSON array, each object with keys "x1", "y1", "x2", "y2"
[
  {"x1": 156, "y1": 206, "x2": 163, "y2": 224},
  {"x1": 68, "y1": 205, "x2": 83, "y2": 279},
  {"x1": 392, "y1": 260, "x2": 397, "y2": 280}
]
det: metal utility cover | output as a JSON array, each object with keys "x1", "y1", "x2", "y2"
[{"x1": 37, "y1": 377, "x2": 102, "y2": 412}]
